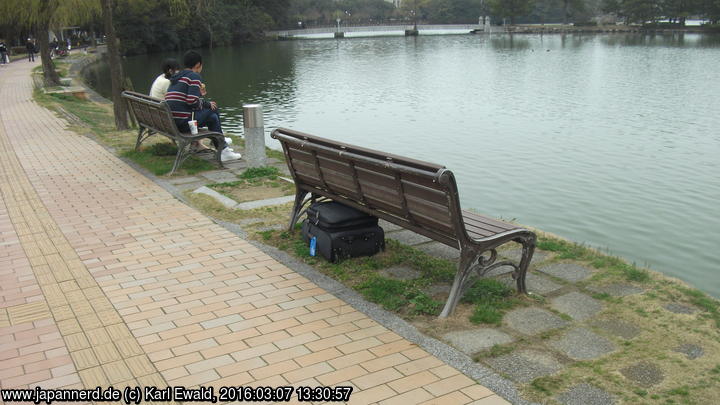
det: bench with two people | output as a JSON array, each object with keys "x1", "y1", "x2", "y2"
[{"x1": 123, "y1": 51, "x2": 241, "y2": 175}]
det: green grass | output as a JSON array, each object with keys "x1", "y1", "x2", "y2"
[
  {"x1": 239, "y1": 166, "x2": 280, "y2": 179},
  {"x1": 666, "y1": 386, "x2": 690, "y2": 396},
  {"x1": 470, "y1": 304, "x2": 504, "y2": 325},
  {"x1": 634, "y1": 389, "x2": 648, "y2": 397},
  {"x1": 121, "y1": 149, "x2": 214, "y2": 176},
  {"x1": 530, "y1": 376, "x2": 564, "y2": 395},
  {"x1": 538, "y1": 234, "x2": 651, "y2": 283},
  {"x1": 461, "y1": 278, "x2": 522, "y2": 325},
  {"x1": 680, "y1": 287, "x2": 720, "y2": 327},
  {"x1": 356, "y1": 276, "x2": 440, "y2": 315},
  {"x1": 486, "y1": 344, "x2": 514, "y2": 358},
  {"x1": 264, "y1": 231, "x2": 451, "y2": 316}
]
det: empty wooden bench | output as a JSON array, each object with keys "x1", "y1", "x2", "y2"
[
  {"x1": 122, "y1": 91, "x2": 224, "y2": 175},
  {"x1": 271, "y1": 128, "x2": 536, "y2": 317}
]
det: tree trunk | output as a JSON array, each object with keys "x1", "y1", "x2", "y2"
[
  {"x1": 101, "y1": 0, "x2": 129, "y2": 130},
  {"x1": 37, "y1": 23, "x2": 60, "y2": 86},
  {"x1": 563, "y1": 0, "x2": 569, "y2": 25},
  {"x1": 36, "y1": 0, "x2": 60, "y2": 86}
]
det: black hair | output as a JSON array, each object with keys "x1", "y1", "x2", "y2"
[
  {"x1": 183, "y1": 50, "x2": 202, "y2": 69},
  {"x1": 161, "y1": 58, "x2": 180, "y2": 79}
]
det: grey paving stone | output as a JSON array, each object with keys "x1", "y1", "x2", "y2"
[
  {"x1": 380, "y1": 266, "x2": 422, "y2": 281},
  {"x1": 174, "y1": 181, "x2": 209, "y2": 192},
  {"x1": 386, "y1": 230, "x2": 432, "y2": 246},
  {"x1": 557, "y1": 383, "x2": 616, "y2": 405},
  {"x1": 424, "y1": 284, "x2": 451, "y2": 298},
  {"x1": 551, "y1": 292, "x2": 603, "y2": 321},
  {"x1": 238, "y1": 218, "x2": 265, "y2": 226},
  {"x1": 620, "y1": 362, "x2": 664, "y2": 387},
  {"x1": 500, "y1": 248, "x2": 549, "y2": 265},
  {"x1": 236, "y1": 195, "x2": 295, "y2": 210},
  {"x1": 192, "y1": 186, "x2": 238, "y2": 209},
  {"x1": 442, "y1": 329, "x2": 514, "y2": 356},
  {"x1": 378, "y1": 219, "x2": 403, "y2": 232},
  {"x1": 415, "y1": 242, "x2": 460, "y2": 261},
  {"x1": 674, "y1": 344, "x2": 704, "y2": 360},
  {"x1": 224, "y1": 160, "x2": 248, "y2": 171},
  {"x1": 538, "y1": 263, "x2": 593, "y2": 283},
  {"x1": 485, "y1": 350, "x2": 564, "y2": 383},
  {"x1": 590, "y1": 319, "x2": 641, "y2": 340},
  {"x1": 504, "y1": 307, "x2": 568, "y2": 335},
  {"x1": 664, "y1": 303, "x2": 697, "y2": 314},
  {"x1": 167, "y1": 176, "x2": 202, "y2": 185},
  {"x1": 587, "y1": 283, "x2": 644, "y2": 297},
  {"x1": 201, "y1": 171, "x2": 240, "y2": 184},
  {"x1": 549, "y1": 328, "x2": 615, "y2": 360},
  {"x1": 497, "y1": 272, "x2": 562, "y2": 295}
]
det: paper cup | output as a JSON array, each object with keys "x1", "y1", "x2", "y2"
[{"x1": 188, "y1": 120, "x2": 198, "y2": 135}]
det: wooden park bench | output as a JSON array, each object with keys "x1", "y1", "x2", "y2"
[
  {"x1": 122, "y1": 91, "x2": 224, "y2": 175},
  {"x1": 271, "y1": 128, "x2": 537, "y2": 317}
]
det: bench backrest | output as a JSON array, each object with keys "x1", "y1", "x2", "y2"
[
  {"x1": 122, "y1": 91, "x2": 180, "y2": 137},
  {"x1": 272, "y1": 128, "x2": 466, "y2": 248}
]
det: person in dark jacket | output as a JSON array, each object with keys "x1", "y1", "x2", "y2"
[
  {"x1": 0, "y1": 42, "x2": 8, "y2": 64},
  {"x1": 165, "y1": 50, "x2": 241, "y2": 161},
  {"x1": 26, "y1": 39, "x2": 35, "y2": 62}
]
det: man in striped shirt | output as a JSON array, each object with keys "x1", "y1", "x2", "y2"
[{"x1": 165, "y1": 50, "x2": 241, "y2": 161}]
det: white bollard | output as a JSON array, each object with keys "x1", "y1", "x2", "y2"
[{"x1": 243, "y1": 104, "x2": 266, "y2": 168}]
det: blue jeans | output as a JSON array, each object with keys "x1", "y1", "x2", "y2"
[{"x1": 177, "y1": 109, "x2": 226, "y2": 150}]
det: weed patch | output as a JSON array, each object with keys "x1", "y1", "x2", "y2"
[
  {"x1": 240, "y1": 166, "x2": 280, "y2": 179},
  {"x1": 356, "y1": 276, "x2": 440, "y2": 315},
  {"x1": 462, "y1": 278, "x2": 522, "y2": 325},
  {"x1": 530, "y1": 376, "x2": 564, "y2": 395},
  {"x1": 121, "y1": 149, "x2": 214, "y2": 176}
]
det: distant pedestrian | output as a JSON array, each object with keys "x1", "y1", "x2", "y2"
[
  {"x1": 26, "y1": 38, "x2": 35, "y2": 62},
  {"x1": 0, "y1": 42, "x2": 8, "y2": 64}
]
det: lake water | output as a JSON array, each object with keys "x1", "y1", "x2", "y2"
[{"x1": 85, "y1": 33, "x2": 720, "y2": 297}]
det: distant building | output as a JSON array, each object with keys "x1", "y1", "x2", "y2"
[{"x1": 385, "y1": 0, "x2": 402, "y2": 7}]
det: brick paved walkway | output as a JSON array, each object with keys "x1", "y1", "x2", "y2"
[{"x1": 0, "y1": 60, "x2": 507, "y2": 404}]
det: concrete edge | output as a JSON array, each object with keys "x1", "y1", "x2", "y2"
[
  {"x1": 193, "y1": 186, "x2": 239, "y2": 209},
  {"x1": 236, "y1": 195, "x2": 296, "y2": 210}
]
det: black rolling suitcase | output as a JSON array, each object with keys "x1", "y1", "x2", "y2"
[{"x1": 301, "y1": 201, "x2": 385, "y2": 263}]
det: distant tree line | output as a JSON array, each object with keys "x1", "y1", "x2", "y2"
[
  {"x1": 286, "y1": 0, "x2": 590, "y2": 26},
  {"x1": 289, "y1": 0, "x2": 716, "y2": 26},
  {"x1": 602, "y1": 0, "x2": 720, "y2": 24},
  {"x1": 112, "y1": 0, "x2": 290, "y2": 55}
]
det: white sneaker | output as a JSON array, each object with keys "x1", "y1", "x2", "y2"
[
  {"x1": 220, "y1": 147, "x2": 242, "y2": 162},
  {"x1": 225, "y1": 137, "x2": 233, "y2": 145}
]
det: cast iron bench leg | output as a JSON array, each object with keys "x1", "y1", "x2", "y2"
[
  {"x1": 439, "y1": 248, "x2": 478, "y2": 318},
  {"x1": 287, "y1": 189, "x2": 309, "y2": 231},
  {"x1": 135, "y1": 128, "x2": 157, "y2": 151},
  {"x1": 170, "y1": 140, "x2": 191, "y2": 176},
  {"x1": 514, "y1": 234, "x2": 536, "y2": 294}
]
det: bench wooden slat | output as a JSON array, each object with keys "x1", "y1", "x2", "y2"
[
  {"x1": 463, "y1": 211, "x2": 518, "y2": 232},
  {"x1": 463, "y1": 220, "x2": 515, "y2": 238}
]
